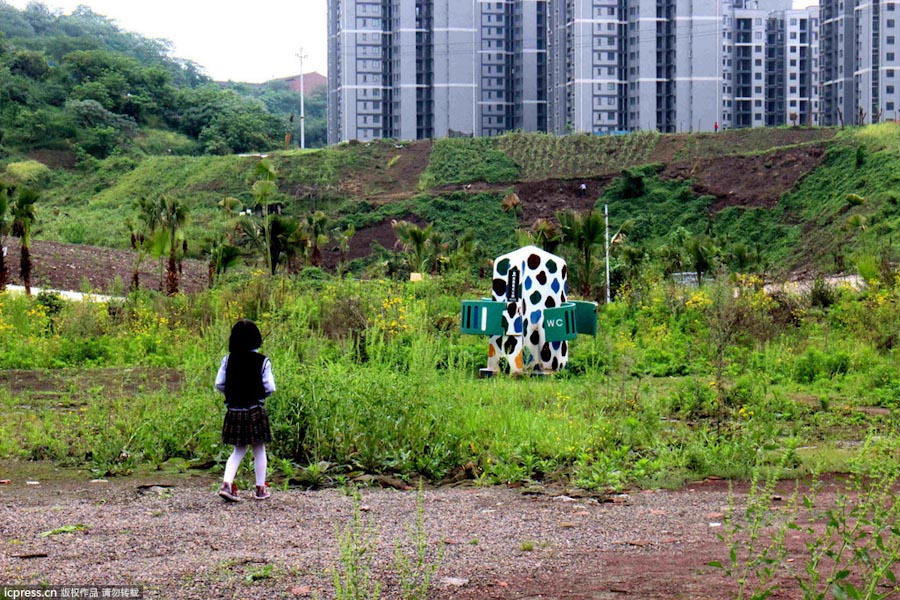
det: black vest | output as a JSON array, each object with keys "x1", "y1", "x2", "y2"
[{"x1": 224, "y1": 352, "x2": 267, "y2": 408}]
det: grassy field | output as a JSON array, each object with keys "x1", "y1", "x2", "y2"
[{"x1": 1, "y1": 272, "x2": 897, "y2": 492}]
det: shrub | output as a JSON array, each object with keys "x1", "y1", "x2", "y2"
[
  {"x1": 421, "y1": 137, "x2": 519, "y2": 187},
  {"x1": 808, "y1": 277, "x2": 836, "y2": 309},
  {"x1": 845, "y1": 193, "x2": 865, "y2": 207},
  {"x1": 4, "y1": 160, "x2": 52, "y2": 187}
]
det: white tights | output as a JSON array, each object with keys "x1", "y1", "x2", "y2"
[{"x1": 223, "y1": 443, "x2": 267, "y2": 487}]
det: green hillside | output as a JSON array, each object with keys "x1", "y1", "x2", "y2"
[
  {"x1": 0, "y1": 2, "x2": 325, "y2": 159},
  {"x1": 4, "y1": 122, "x2": 900, "y2": 296}
]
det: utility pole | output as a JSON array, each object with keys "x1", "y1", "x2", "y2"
[
  {"x1": 296, "y1": 47, "x2": 308, "y2": 149},
  {"x1": 605, "y1": 204, "x2": 611, "y2": 305}
]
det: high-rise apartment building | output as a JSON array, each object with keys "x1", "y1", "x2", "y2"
[
  {"x1": 327, "y1": 0, "x2": 827, "y2": 143},
  {"x1": 853, "y1": 0, "x2": 900, "y2": 122},
  {"x1": 768, "y1": 7, "x2": 820, "y2": 126},
  {"x1": 820, "y1": 0, "x2": 856, "y2": 125},
  {"x1": 327, "y1": 0, "x2": 550, "y2": 143},
  {"x1": 546, "y1": 0, "x2": 624, "y2": 135},
  {"x1": 624, "y1": 0, "x2": 721, "y2": 133}
]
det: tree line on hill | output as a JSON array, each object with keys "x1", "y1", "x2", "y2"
[{"x1": 0, "y1": 1, "x2": 325, "y2": 160}]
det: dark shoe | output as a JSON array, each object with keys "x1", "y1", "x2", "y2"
[
  {"x1": 254, "y1": 484, "x2": 271, "y2": 500},
  {"x1": 218, "y1": 482, "x2": 240, "y2": 502}
]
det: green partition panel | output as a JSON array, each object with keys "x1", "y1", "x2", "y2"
[
  {"x1": 460, "y1": 299, "x2": 505, "y2": 336},
  {"x1": 573, "y1": 301, "x2": 598, "y2": 336},
  {"x1": 543, "y1": 303, "x2": 578, "y2": 342}
]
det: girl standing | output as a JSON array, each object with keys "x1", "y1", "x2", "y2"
[{"x1": 215, "y1": 319, "x2": 276, "y2": 501}]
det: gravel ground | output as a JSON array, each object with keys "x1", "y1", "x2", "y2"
[{"x1": 0, "y1": 464, "x2": 749, "y2": 599}]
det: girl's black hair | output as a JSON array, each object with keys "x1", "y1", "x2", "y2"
[{"x1": 229, "y1": 319, "x2": 263, "y2": 354}]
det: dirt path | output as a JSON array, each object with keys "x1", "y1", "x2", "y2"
[{"x1": 0, "y1": 462, "x2": 842, "y2": 599}]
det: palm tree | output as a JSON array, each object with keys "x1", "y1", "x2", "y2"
[
  {"x1": 449, "y1": 229, "x2": 480, "y2": 276},
  {"x1": 134, "y1": 196, "x2": 169, "y2": 291},
  {"x1": 302, "y1": 211, "x2": 330, "y2": 267},
  {"x1": 685, "y1": 234, "x2": 718, "y2": 287},
  {"x1": 0, "y1": 183, "x2": 10, "y2": 292},
  {"x1": 531, "y1": 218, "x2": 562, "y2": 254},
  {"x1": 618, "y1": 243, "x2": 647, "y2": 289},
  {"x1": 205, "y1": 236, "x2": 243, "y2": 288},
  {"x1": 159, "y1": 195, "x2": 189, "y2": 296},
  {"x1": 393, "y1": 220, "x2": 433, "y2": 274},
  {"x1": 557, "y1": 209, "x2": 605, "y2": 297},
  {"x1": 10, "y1": 187, "x2": 38, "y2": 296},
  {"x1": 426, "y1": 228, "x2": 448, "y2": 274},
  {"x1": 268, "y1": 214, "x2": 301, "y2": 274},
  {"x1": 332, "y1": 223, "x2": 356, "y2": 277},
  {"x1": 251, "y1": 160, "x2": 279, "y2": 274}
]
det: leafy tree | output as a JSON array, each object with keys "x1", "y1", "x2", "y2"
[
  {"x1": 9, "y1": 49, "x2": 49, "y2": 79},
  {"x1": 198, "y1": 108, "x2": 282, "y2": 155},
  {"x1": 221, "y1": 81, "x2": 328, "y2": 149},
  {"x1": 0, "y1": 5, "x2": 36, "y2": 38},
  {"x1": 10, "y1": 186, "x2": 38, "y2": 296},
  {"x1": 617, "y1": 243, "x2": 647, "y2": 293},
  {"x1": 66, "y1": 99, "x2": 136, "y2": 157},
  {"x1": 21, "y1": 3, "x2": 54, "y2": 36},
  {"x1": 657, "y1": 227, "x2": 690, "y2": 279}
]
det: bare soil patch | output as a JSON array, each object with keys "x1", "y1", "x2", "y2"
[
  {"x1": 0, "y1": 467, "x2": 863, "y2": 599},
  {"x1": 2, "y1": 238, "x2": 208, "y2": 295},
  {"x1": 0, "y1": 466, "x2": 731, "y2": 599},
  {"x1": 0, "y1": 368, "x2": 182, "y2": 409},
  {"x1": 662, "y1": 143, "x2": 829, "y2": 213}
]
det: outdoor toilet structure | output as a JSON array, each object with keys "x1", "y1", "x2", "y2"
[{"x1": 460, "y1": 245, "x2": 597, "y2": 375}]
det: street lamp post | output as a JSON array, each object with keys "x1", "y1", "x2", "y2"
[{"x1": 297, "y1": 48, "x2": 308, "y2": 149}]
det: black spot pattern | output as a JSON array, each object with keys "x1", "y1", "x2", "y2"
[
  {"x1": 504, "y1": 336, "x2": 519, "y2": 354},
  {"x1": 527, "y1": 253, "x2": 541, "y2": 270},
  {"x1": 561, "y1": 341, "x2": 568, "y2": 356},
  {"x1": 536, "y1": 271, "x2": 547, "y2": 285},
  {"x1": 545, "y1": 297, "x2": 556, "y2": 308},
  {"x1": 530, "y1": 330, "x2": 541, "y2": 345},
  {"x1": 540, "y1": 343, "x2": 552, "y2": 362},
  {"x1": 493, "y1": 278, "x2": 507, "y2": 297},
  {"x1": 506, "y1": 303, "x2": 517, "y2": 317},
  {"x1": 561, "y1": 265, "x2": 568, "y2": 279}
]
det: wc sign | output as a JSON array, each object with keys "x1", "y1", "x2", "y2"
[{"x1": 545, "y1": 316, "x2": 566, "y2": 329}]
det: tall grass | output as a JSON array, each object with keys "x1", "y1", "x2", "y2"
[{"x1": 1, "y1": 271, "x2": 899, "y2": 486}]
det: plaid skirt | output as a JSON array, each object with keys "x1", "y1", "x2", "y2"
[{"x1": 222, "y1": 406, "x2": 272, "y2": 446}]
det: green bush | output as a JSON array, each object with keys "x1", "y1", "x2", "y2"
[{"x1": 421, "y1": 137, "x2": 519, "y2": 187}]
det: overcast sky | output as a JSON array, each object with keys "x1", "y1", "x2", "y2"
[{"x1": 6, "y1": 0, "x2": 328, "y2": 83}]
